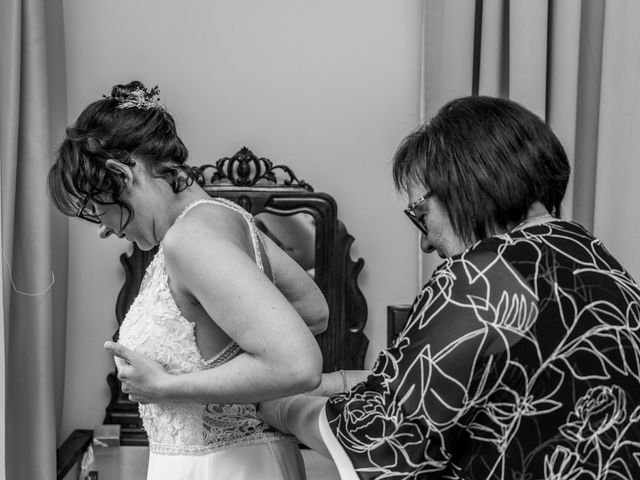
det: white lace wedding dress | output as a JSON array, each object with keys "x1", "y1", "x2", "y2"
[{"x1": 118, "y1": 199, "x2": 306, "y2": 479}]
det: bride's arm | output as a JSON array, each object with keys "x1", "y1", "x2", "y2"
[
  {"x1": 259, "y1": 230, "x2": 329, "y2": 335},
  {"x1": 107, "y1": 213, "x2": 323, "y2": 405}
]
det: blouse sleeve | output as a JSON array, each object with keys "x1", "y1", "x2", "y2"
[{"x1": 324, "y1": 249, "x2": 537, "y2": 478}]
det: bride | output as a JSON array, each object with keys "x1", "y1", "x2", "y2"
[{"x1": 48, "y1": 81, "x2": 328, "y2": 479}]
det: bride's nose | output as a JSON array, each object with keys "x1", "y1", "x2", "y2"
[{"x1": 99, "y1": 225, "x2": 113, "y2": 238}]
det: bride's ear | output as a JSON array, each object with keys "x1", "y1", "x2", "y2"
[{"x1": 105, "y1": 159, "x2": 134, "y2": 185}]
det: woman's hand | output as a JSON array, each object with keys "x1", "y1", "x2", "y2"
[
  {"x1": 105, "y1": 341, "x2": 171, "y2": 404},
  {"x1": 257, "y1": 395, "x2": 300, "y2": 433}
]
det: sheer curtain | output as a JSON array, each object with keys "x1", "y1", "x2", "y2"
[
  {"x1": 0, "y1": 0, "x2": 68, "y2": 478},
  {"x1": 419, "y1": 0, "x2": 640, "y2": 285}
]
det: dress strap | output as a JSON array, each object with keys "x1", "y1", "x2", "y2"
[
  {"x1": 203, "y1": 341, "x2": 242, "y2": 368},
  {"x1": 174, "y1": 198, "x2": 265, "y2": 272}
]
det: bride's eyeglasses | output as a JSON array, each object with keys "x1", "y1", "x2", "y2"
[
  {"x1": 76, "y1": 192, "x2": 101, "y2": 224},
  {"x1": 404, "y1": 191, "x2": 432, "y2": 236}
]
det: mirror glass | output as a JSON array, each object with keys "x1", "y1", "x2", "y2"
[{"x1": 254, "y1": 212, "x2": 316, "y2": 276}]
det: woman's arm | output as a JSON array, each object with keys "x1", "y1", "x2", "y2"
[
  {"x1": 307, "y1": 370, "x2": 372, "y2": 396},
  {"x1": 254, "y1": 370, "x2": 371, "y2": 461},
  {"x1": 258, "y1": 395, "x2": 331, "y2": 458},
  {"x1": 107, "y1": 210, "x2": 323, "y2": 405}
]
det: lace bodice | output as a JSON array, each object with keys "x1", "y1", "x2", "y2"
[{"x1": 118, "y1": 198, "x2": 290, "y2": 455}]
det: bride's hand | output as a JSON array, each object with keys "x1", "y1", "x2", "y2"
[{"x1": 105, "y1": 341, "x2": 170, "y2": 404}]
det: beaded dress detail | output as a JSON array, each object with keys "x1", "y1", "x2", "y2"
[{"x1": 117, "y1": 198, "x2": 291, "y2": 456}]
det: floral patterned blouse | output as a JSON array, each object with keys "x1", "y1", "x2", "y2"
[{"x1": 325, "y1": 220, "x2": 640, "y2": 479}]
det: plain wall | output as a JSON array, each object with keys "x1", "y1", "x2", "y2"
[{"x1": 60, "y1": 0, "x2": 425, "y2": 443}]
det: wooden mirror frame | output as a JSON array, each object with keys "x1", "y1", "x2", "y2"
[{"x1": 104, "y1": 147, "x2": 369, "y2": 445}]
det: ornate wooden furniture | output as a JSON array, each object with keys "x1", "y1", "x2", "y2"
[{"x1": 103, "y1": 147, "x2": 369, "y2": 445}]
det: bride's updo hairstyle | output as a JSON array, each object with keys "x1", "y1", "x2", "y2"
[{"x1": 48, "y1": 80, "x2": 203, "y2": 227}]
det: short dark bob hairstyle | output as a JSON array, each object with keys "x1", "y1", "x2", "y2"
[
  {"x1": 48, "y1": 80, "x2": 202, "y2": 227},
  {"x1": 393, "y1": 95, "x2": 570, "y2": 244}
]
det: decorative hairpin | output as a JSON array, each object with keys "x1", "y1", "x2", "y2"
[{"x1": 105, "y1": 84, "x2": 163, "y2": 110}]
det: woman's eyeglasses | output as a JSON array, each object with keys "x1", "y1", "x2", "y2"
[
  {"x1": 404, "y1": 191, "x2": 431, "y2": 236},
  {"x1": 76, "y1": 192, "x2": 101, "y2": 224}
]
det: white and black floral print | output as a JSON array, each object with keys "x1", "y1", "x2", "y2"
[{"x1": 326, "y1": 221, "x2": 640, "y2": 479}]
